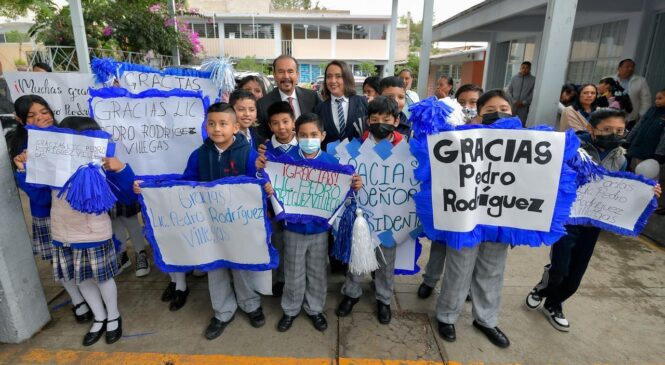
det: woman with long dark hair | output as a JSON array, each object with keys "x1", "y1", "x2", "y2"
[{"x1": 559, "y1": 84, "x2": 598, "y2": 132}]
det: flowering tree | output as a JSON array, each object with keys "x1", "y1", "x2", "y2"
[{"x1": 29, "y1": 0, "x2": 203, "y2": 63}]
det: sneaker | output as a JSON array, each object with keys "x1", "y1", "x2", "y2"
[
  {"x1": 135, "y1": 251, "x2": 150, "y2": 277},
  {"x1": 543, "y1": 306, "x2": 570, "y2": 332},
  {"x1": 525, "y1": 289, "x2": 543, "y2": 310},
  {"x1": 117, "y1": 251, "x2": 131, "y2": 273}
]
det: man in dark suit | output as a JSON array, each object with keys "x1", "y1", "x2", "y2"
[{"x1": 257, "y1": 55, "x2": 320, "y2": 139}]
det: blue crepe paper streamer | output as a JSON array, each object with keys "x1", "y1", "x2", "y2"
[
  {"x1": 57, "y1": 163, "x2": 117, "y2": 215},
  {"x1": 332, "y1": 198, "x2": 356, "y2": 263}
]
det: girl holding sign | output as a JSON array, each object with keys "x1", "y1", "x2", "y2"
[
  {"x1": 525, "y1": 109, "x2": 661, "y2": 332},
  {"x1": 10, "y1": 95, "x2": 94, "y2": 325}
]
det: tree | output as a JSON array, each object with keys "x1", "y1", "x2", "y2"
[
  {"x1": 358, "y1": 61, "x2": 377, "y2": 77},
  {"x1": 395, "y1": 53, "x2": 420, "y2": 82},
  {"x1": 235, "y1": 56, "x2": 269, "y2": 74},
  {"x1": 271, "y1": 0, "x2": 320, "y2": 9},
  {"x1": 0, "y1": 0, "x2": 53, "y2": 18}
]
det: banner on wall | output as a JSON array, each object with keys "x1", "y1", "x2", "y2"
[
  {"x1": 138, "y1": 176, "x2": 277, "y2": 278},
  {"x1": 329, "y1": 138, "x2": 422, "y2": 274},
  {"x1": 89, "y1": 88, "x2": 209, "y2": 176},
  {"x1": 5, "y1": 72, "x2": 96, "y2": 121},
  {"x1": 25, "y1": 126, "x2": 110, "y2": 187},
  {"x1": 262, "y1": 155, "x2": 355, "y2": 226}
]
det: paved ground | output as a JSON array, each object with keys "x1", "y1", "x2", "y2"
[{"x1": 1, "y1": 221, "x2": 665, "y2": 364}]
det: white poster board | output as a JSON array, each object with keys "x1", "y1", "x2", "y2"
[
  {"x1": 118, "y1": 71, "x2": 219, "y2": 102},
  {"x1": 26, "y1": 127, "x2": 108, "y2": 187},
  {"x1": 426, "y1": 128, "x2": 566, "y2": 232},
  {"x1": 5, "y1": 71, "x2": 95, "y2": 121}
]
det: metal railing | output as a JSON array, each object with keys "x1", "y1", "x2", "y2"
[
  {"x1": 25, "y1": 46, "x2": 174, "y2": 72},
  {"x1": 281, "y1": 40, "x2": 292, "y2": 56}
]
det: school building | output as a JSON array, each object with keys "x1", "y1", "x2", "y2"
[
  {"x1": 431, "y1": 0, "x2": 665, "y2": 126},
  {"x1": 425, "y1": 46, "x2": 487, "y2": 96},
  {"x1": 184, "y1": 0, "x2": 410, "y2": 83}
]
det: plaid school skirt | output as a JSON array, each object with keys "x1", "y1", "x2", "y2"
[
  {"x1": 32, "y1": 216, "x2": 53, "y2": 261},
  {"x1": 52, "y1": 239, "x2": 118, "y2": 284}
]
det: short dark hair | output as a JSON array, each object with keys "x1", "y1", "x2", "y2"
[
  {"x1": 397, "y1": 68, "x2": 413, "y2": 77},
  {"x1": 379, "y1": 76, "x2": 405, "y2": 93},
  {"x1": 229, "y1": 89, "x2": 256, "y2": 106},
  {"x1": 33, "y1": 62, "x2": 52, "y2": 72},
  {"x1": 588, "y1": 108, "x2": 626, "y2": 127},
  {"x1": 362, "y1": 76, "x2": 381, "y2": 94},
  {"x1": 455, "y1": 84, "x2": 483, "y2": 99},
  {"x1": 267, "y1": 101, "x2": 295, "y2": 122},
  {"x1": 237, "y1": 75, "x2": 266, "y2": 96},
  {"x1": 618, "y1": 59, "x2": 635, "y2": 68},
  {"x1": 321, "y1": 60, "x2": 356, "y2": 100},
  {"x1": 598, "y1": 78, "x2": 633, "y2": 113},
  {"x1": 368, "y1": 96, "x2": 399, "y2": 119},
  {"x1": 477, "y1": 89, "x2": 512, "y2": 111},
  {"x1": 272, "y1": 55, "x2": 299, "y2": 71},
  {"x1": 59, "y1": 116, "x2": 101, "y2": 132},
  {"x1": 521, "y1": 61, "x2": 532, "y2": 67},
  {"x1": 561, "y1": 83, "x2": 577, "y2": 95},
  {"x1": 207, "y1": 102, "x2": 236, "y2": 117},
  {"x1": 295, "y1": 112, "x2": 323, "y2": 133},
  {"x1": 657, "y1": 88, "x2": 665, "y2": 95}
]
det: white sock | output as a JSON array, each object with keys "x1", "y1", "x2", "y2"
[
  {"x1": 78, "y1": 280, "x2": 106, "y2": 332},
  {"x1": 61, "y1": 279, "x2": 88, "y2": 314},
  {"x1": 174, "y1": 272, "x2": 187, "y2": 291},
  {"x1": 97, "y1": 279, "x2": 120, "y2": 331}
]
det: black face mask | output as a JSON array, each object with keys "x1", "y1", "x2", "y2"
[
  {"x1": 593, "y1": 133, "x2": 624, "y2": 150},
  {"x1": 481, "y1": 111, "x2": 513, "y2": 125},
  {"x1": 369, "y1": 123, "x2": 395, "y2": 140}
]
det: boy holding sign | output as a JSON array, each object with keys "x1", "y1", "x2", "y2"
[
  {"x1": 525, "y1": 108, "x2": 661, "y2": 331},
  {"x1": 135, "y1": 103, "x2": 265, "y2": 340},
  {"x1": 257, "y1": 113, "x2": 362, "y2": 332}
]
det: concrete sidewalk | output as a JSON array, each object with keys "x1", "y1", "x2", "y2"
[{"x1": 1, "y1": 231, "x2": 664, "y2": 365}]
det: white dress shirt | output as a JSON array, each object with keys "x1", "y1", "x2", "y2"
[
  {"x1": 279, "y1": 89, "x2": 302, "y2": 119},
  {"x1": 331, "y1": 95, "x2": 349, "y2": 134}
]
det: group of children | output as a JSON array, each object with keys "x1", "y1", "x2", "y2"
[{"x1": 7, "y1": 58, "x2": 663, "y2": 349}]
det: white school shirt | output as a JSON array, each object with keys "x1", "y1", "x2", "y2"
[
  {"x1": 331, "y1": 95, "x2": 349, "y2": 134},
  {"x1": 279, "y1": 89, "x2": 302, "y2": 119},
  {"x1": 270, "y1": 134, "x2": 298, "y2": 153}
]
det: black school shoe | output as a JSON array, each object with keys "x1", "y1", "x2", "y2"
[
  {"x1": 377, "y1": 301, "x2": 391, "y2": 324},
  {"x1": 169, "y1": 288, "x2": 189, "y2": 311},
  {"x1": 82, "y1": 319, "x2": 106, "y2": 346},
  {"x1": 204, "y1": 315, "x2": 235, "y2": 340},
  {"x1": 105, "y1": 317, "x2": 122, "y2": 344},
  {"x1": 308, "y1": 313, "x2": 328, "y2": 331},
  {"x1": 72, "y1": 302, "x2": 93, "y2": 324},
  {"x1": 277, "y1": 313, "x2": 298, "y2": 332},
  {"x1": 417, "y1": 283, "x2": 434, "y2": 299},
  {"x1": 472, "y1": 320, "x2": 510, "y2": 348},
  {"x1": 246, "y1": 307, "x2": 266, "y2": 328},
  {"x1": 161, "y1": 282, "x2": 176, "y2": 302},
  {"x1": 336, "y1": 295, "x2": 359, "y2": 317},
  {"x1": 437, "y1": 321, "x2": 456, "y2": 342}
]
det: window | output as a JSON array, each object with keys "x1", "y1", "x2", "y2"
[
  {"x1": 293, "y1": 24, "x2": 306, "y2": 39},
  {"x1": 192, "y1": 23, "x2": 207, "y2": 38},
  {"x1": 567, "y1": 20, "x2": 628, "y2": 84},
  {"x1": 353, "y1": 25, "x2": 369, "y2": 39},
  {"x1": 319, "y1": 25, "x2": 331, "y2": 39},
  {"x1": 224, "y1": 23, "x2": 274, "y2": 39},
  {"x1": 368, "y1": 24, "x2": 386, "y2": 40},
  {"x1": 294, "y1": 24, "x2": 321, "y2": 39},
  {"x1": 0, "y1": 34, "x2": 5, "y2": 43},
  {"x1": 337, "y1": 24, "x2": 353, "y2": 39},
  {"x1": 503, "y1": 37, "x2": 535, "y2": 86}
]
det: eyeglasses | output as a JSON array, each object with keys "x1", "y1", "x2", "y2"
[{"x1": 594, "y1": 127, "x2": 626, "y2": 136}]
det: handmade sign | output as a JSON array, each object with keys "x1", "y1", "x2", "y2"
[
  {"x1": 329, "y1": 138, "x2": 422, "y2": 274},
  {"x1": 263, "y1": 155, "x2": 355, "y2": 225},
  {"x1": 138, "y1": 176, "x2": 277, "y2": 273},
  {"x1": 25, "y1": 125, "x2": 110, "y2": 187},
  {"x1": 408, "y1": 97, "x2": 580, "y2": 249},
  {"x1": 569, "y1": 171, "x2": 657, "y2": 235},
  {"x1": 89, "y1": 88, "x2": 208, "y2": 176},
  {"x1": 90, "y1": 58, "x2": 220, "y2": 102},
  {"x1": 5, "y1": 71, "x2": 95, "y2": 121}
]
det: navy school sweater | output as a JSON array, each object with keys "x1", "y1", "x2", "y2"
[{"x1": 182, "y1": 134, "x2": 259, "y2": 182}]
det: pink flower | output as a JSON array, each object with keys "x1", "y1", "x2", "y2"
[
  {"x1": 164, "y1": 18, "x2": 176, "y2": 27},
  {"x1": 102, "y1": 26, "x2": 113, "y2": 36},
  {"x1": 149, "y1": 4, "x2": 161, "y2": 13}
]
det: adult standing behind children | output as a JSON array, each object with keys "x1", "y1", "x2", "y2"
[
  {"x1": 314, "y1": 60, "x2": 368, "y2": 149},
  {"x1": 257, "y1": 55, "x2": 320, "y2": 139},
  {"x1": 398, "y1": 69, "x2": 420, "y2": 120},
  {"x1": 506, "y1": 61, "x2": 535, "y2": 125},
  {"x1": 559, "y1": 84, "x2": 599, "y2": 132},
  {"x1": 609, "y1": 59, "x2": 651, "y2": 129}
]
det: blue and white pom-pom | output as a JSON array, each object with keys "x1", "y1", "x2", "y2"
[
  {"x1": 568, "y1": 148, "x2": 606, "y2": 186},
  {"x1": 57, "y1": 163, "x2": 117, "y2": 215},
  {"x1": 91, "y1": 57, "x2": 119, "y2": 85},
  {"x1": 349, "y1": 208, "x2": 380, "y2": 275},
  {"x1": 332, "y1": 198, "x2": 356, "y2": 263},
  {"x1": 200, "y1": 57, "x2": 236, "y2": 95}
]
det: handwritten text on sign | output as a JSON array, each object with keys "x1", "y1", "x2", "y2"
[
  {"x1": 570, "y1": 175, "x2": 654, "y2": 231},
  {"x1": 427, "y1": 128, "x2": 565, "y2": 232},
  {"x1": 264, "y1": 160, "x2": 353, "y2": 220},
  {"x1": 26, "y1": 127, "x2": 108, "y2": 187},
  {"x1": 90, "y1": 90, "x2": 205, "y2": 175},
  {"x1": 119, "y1": 71, "x2": 219, "y2": 102},
  {"x1": 5, "y1": 72, "x2": 94, "y2": 121},
  {"x1": 141, "y1": 181, "x2": 271, "y2": 268}
]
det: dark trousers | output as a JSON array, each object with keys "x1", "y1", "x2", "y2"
[{"x1": 536, "y1": 225, "x2": 601, "y2": 311}]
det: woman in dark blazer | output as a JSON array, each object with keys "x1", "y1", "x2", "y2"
[{"x1": 314, "y1": 60, "x2": 368, "y2": 150}]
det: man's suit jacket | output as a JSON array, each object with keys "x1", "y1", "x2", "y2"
[
  {"x1": 257, "y1": 87, "x2": 320, "y2": 139},
  {"x1": 314, "y1": 94, "x2": 368, "y2": 150}
]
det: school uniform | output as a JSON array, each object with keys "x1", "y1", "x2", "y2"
[
  {"x1": 182, "y1": 134, "x2": 261, "y2": 322},
  {"x1": 238, "y1": 126, "x2": 264, "y2": 151},
  {"x1": 395, "y1": 112, "x2": 411, "y2": 139},
  {"x1": 281, "y1": 147, "x2": 339, "y2": 317},
  {"x1": 16, "y1": 175, "x2": 54, "y2": 261},
  {"x1": 264, "y1": 134, "x2": 298, "y2": 284},
  {"x1": 421, "y1": 240, "x2": 447, "y2": 288},
  {"x1": 314, "y1": 94, "x2": 368, "y2": 150}
]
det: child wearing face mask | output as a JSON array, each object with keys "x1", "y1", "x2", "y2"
[
  {"x1": 257, "y1": 113, "x2": 363, "y2": 333},
  {"x1": 336, "y1": 96, "x2": 405, "y2": 325},
  {"x1": 454, "y1": 84, "x2": 484, "y2": 124},
  {"x1": 525, "y1": 108, "x2": 661, "y2": 332}
]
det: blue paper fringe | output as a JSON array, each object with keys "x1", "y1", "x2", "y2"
[
  {"x1": 567, "y1": 147, "x2": 606, "y2": 186},
  {"x1": 394, "y1": 235, "x2": 423, "y2": 275},
  {"x1": 408, "y1": 96, "x2": 455, "y2": 139},
  {"x1": 26, "y1": 124, "x2": 111, "y2": 140},
  {"x1": 332, "y1": 198, "x2": 356, "y2": 263},
  {"x1": 138, "y1": 175, "x2": 278, "y2": 272},
  {"x1": 57, "y1": 163, "x2": 117, "y2": 215},
  {"x1": 91, "y1": 57, "x2": 119, "y2": 84}
]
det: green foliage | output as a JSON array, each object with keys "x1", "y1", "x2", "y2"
[
  {"x1": 0, "y1": 0, "x2": 53, "y2": 18},
  {"x1": 271, "y1": 0, "x2": 320, "y2": 9},
  {"x1": 358, "y1": 61, "x2": 377, "y2": 76},
  {"x1": 395, "y1": 53, "x2": 420, "y2": 78},
  {"x1": 4, "y1": 31, "x2": 31, "y2": 43},
  {"x1": 235, "y1": 56, "x2": 269, "y2": 74}
]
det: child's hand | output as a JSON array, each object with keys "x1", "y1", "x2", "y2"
[
  {"x1": 351, "y1": 173, "x2": 363, "y2": 192},
  {"x1": 102, "y1": 157, "x2": 125, "y2": 172},
  {"x1": 654, "y1": 183, "x2": 662, "y2": 198},
  {"x1": 256, "y1": 154, "x2": 268, "y2": 170},
  {"x1": 133, "y1": 180, "x2": 143, "y2": 195},
  {"x1": 263, "y1": 182, "x2": 274, "y2": 197},
  {"x1": 258, "y1": 143, "x2": 267, "y2": 156},
  {"x1": 13, "y1": 150, "x2": 27, "y2": 171}
]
